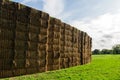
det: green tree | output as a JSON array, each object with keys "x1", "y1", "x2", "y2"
[
  {"x1": 112, "y1": 44, "x2": 120, "y2": 54},
  {"x1": 92, "y1": 49, "x2": 100, "y2": 55}
]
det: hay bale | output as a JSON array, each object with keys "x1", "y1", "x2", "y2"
[
  {"x1": 0, "y1": 19, "x2": 16, "y2": 30},
  {"x1": 12, "y1": 59, "x2": 26, "y2": 69},
  {"x1": 53, "y1": 39, "x2": 60, "y2": 44},
  {"x1": 0, "y1": 59, "x2": 12, "y2": 70},
  {"x1": 1, "y1": 0, "x2": 17, "y2": 10},
  {"x1": 15, "y1": 40, "x2": 28, "y2": 50},
  {"x1": 54, "y1": 25, "x2": 60, "y2": 32},
  {"x1": 37, "y1": 66, "x2": 46, "y2": 72},
  {"x1": 53, "y1": 59, "x2": 59, "y2": 65},
  {"x1": 54, "y1": 32, "x2": 60, "y2": 38},
  {"x1": 53, "y1": 51, "x2": 60, "y2": 59},
  {"x1": 47, "y1": 59, "x2": 53, "y2": 65},
  {"x1": 26, "y1": 68, "x2": 37, "y2": 74},
  {"x1": 0, "y1": 40, "x2": 14, "y2": 49},
  {"x1": 46, "y1": 44, "x2": 53, "y2": 51},
  {"x1": 26, "y1": 50, "x2": 39, "y2": 59},
  {"x1": 38, "y1": 50, "x2": 46, "y2": 59},
  {"x1": 0, "y1": 8, "x2": 16, "y2": 20},
  {"x1": 47, "y1": 51, "x2": 53, "y2": 58},
  {"x1": 40, "y1": 28, "x2": 47, "y2": 35},
  {"x1": 16, "y1": 21, "x2": 29, "y2": 32},
  {"x1": 38, "y1": 43, "x2": 46, "y2": 50},
  {"x1": 39, "y1": 34, "x2": 47, "y2": 43},
  {"x1": 41, "y1": 19, "x2": 49, "y2": 28},
  {"x1": 0, "y1": 49, "x2": 14, "y2": 59},
  {"x1": 41, "y1": 11, "x2": 49, "y2": 20},
  {"x1": 14, "y1": 50, "x2": 26, "y2": 59},
  {"x1": 28, "y1": 33, "x2": 39, "y2": 42},
  {"x1": 28, "y1": 41, "x2": 39, "y2": 51},
  {"x1": 0, "y1": 29, "x2": 14, "y2": 40},
  {"x1": 29, "y1": 25, "x2": 40, "y2": 34},
  {"x1": 53, "y1": 65, "x2": 59, "y2": 70},
  {"x1": 46, "y1": 65, "x2": 53, "y2": 71},
  {"x1": 0, "y1": 70, "x2": 13, "y2": 78},
  {"x1": 15, "y1": 31, "x2": 28, "y2": 41},
  {"x1": 13, "y1": 69, "x2": 26, "y2": 76},
  {"x1": 53, "y1": 45, "x2": 59, "y2": 51},
  {"x1": 37, "y1": 59, "x2": 46, "y2": 67}
]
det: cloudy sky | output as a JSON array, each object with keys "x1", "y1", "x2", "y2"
[{"x1": 13, "y1": 0, "x2": 120, "y2": 50}]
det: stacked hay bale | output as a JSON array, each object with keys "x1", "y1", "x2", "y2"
[
  {"x1": 72, "y1": 28, "x2": 80, "y2": 66},
  {"x1": 13, "y1": 3, "x2": 30, "y2": 76},
  {"x1": 0, "y1": 0, "x2": 17, "y2": 77},
  {"x1": 64, "y1": 24, "x2": 73, "y2": 68},
  {"x1": 59, "y1": 23, "x2": 65, "y2": 69},
  {"x1": 78, "y1": 30, "x2": 82, "y2": 65},
  {"x1": 46, "y1": 17, "x2": 60, "y2": 71},
  {"x1": 0, "y1": 0, "x2": 92, "y2": 78}
]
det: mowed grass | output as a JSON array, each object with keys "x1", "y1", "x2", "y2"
[{"x1": 1, "y1": 55, "x2": 120, "y2": 80}]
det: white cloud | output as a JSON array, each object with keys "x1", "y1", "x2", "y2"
[
  {"x1": 42, "y1": 0, "x2": 64, "y2": 18},
  {"x1": 70, "y1": 13, "x2": 120, "y2": 50}
]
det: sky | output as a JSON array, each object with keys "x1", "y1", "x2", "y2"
[{"x1": 13, "y1": 0, "x2": 120, "y2": 50}]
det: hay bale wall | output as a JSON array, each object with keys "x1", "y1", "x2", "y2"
[{"x1": 0, "y1": 0, "x2": 92, "y2": 78}]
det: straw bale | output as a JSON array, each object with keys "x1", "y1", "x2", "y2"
[
  {"x1": 16, "y1": 21, "x2": 28, "y2": 32},
  {"x1": 26, "y1": 68, "x2": 37, "y2": 74},
  {"x1": 38, "y1": 43, "x2": 46, "y2": 50},
  {"x1": 53, "y1": 45, "x2": 59, "y2": 51},
  {"x1": 28, "y1": 33, "x2": 39, "y2": 42},
  {"x1": 46, "y1": 65, "x2": 53, "y2": 71},
  {"x1": 0, "y1": 59, "x2": 12, "y2": 70},
  {"x1": 37, "y1": 50, "x2": 46, "y2": 59},
  {"x1": 12, "y1": 59, "x2": 26, "y2": 68},
  {"x1": 0, "y1": 19, "x2": 16, "y2": 30},
  {"x1": 15, "y1": 31, "x2": 28, "y2": 41},
  {"x1": 54, "y1": 25, "x2": 60, "y2": 32},
  {"x1": 13, "y1": 69, "x2": 26, "y2": 76},
  {"x1": 47, "y1": 51, "x2": 54, "y2": 58},
  {"x1": 41, "y1": 19, "x2": 49, "y2": 28},
  {"x1": 0, "y1": 29, "x2": 14, "y2": 40},
  {"x1": 1, "y1": 0, "x2": 17, "y2": 10},
  {"x1": 29, "y1": 25, "x2": 40, "y2": 33},
  {"x1": 14, "y1": 50, "x2": 26, "y2": 59},
  {"x1": 0, "y1": 40, "x2": 14, "y2": 49},
  {"x1": 37, "y1": 66, "x2": 46, "y2": 72},
  {"x1": 0, "y1": 70, "x2": 13, "y2": 78},
  {"x1": 26, "y1": 50, "x2": 39, "y2": 59},
  {"x1": 53, "y1": 59, "x2": 59, "y2": 65},
  {"x1": 47, "y1": 59, "x2": 53, "y2": 65},
  {"x1": 54, "y1": 32, "x2": 60, "y2": 38},
  {"x1": 0, "y1": 8, "x2": 16, "y2": 20},
  {"x1": 40, "y1": 28, "x2": 47, "y2": 35},
  {"x1": 15, "y1": 40, "x2": 28, "y2": 50},
  {"x1": 46, "y1": 44, "x2": 53, "y2": 51},
  {"x1": 41, "y1": 11, "x2": 49, "y2": 20},
  {"x1": 28, "y1": 41, "x2": 38, "y2": 50},
  {"x1": 53, "y1": 39, "x2": 60, "y2": 44},
  {"x1": 39, "y1": 34, "x2": 47, "y2": 43},
  {"x1": 0, "y1": 49, "x2": 14, "y2": 59},
  {"x1": 53, "y1": 65, "x2": 59, "y2": 70},
  {"x1": 53, "y1": 51, "x2": 60, "y2": 59},
  {"x1": 37, "y1": 59, "x2": 46, "y2": 67}
]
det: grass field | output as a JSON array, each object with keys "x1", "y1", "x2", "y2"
[{"x1": 1, "y1": 55, "x2": 120, "y2": 80}]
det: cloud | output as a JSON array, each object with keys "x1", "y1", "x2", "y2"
[
  {"x1": 70, "y1": 12, "x2": 120, "y2": 50},
  {"x1": 42, "y1": 0, "x2": 64, "y2": 18}
]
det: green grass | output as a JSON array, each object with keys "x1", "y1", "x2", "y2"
[{"x1": 1, "y1": 55, "x2": 120, "y2": 80}]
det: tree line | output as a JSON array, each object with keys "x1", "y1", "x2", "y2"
[{"x1": 92, "y1": 44, "x2": 120, "y2": 54}]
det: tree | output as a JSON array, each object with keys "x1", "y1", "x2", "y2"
[
  {"x1": 92, "y1": 49, "x2": 100, "y2": 54},
  {"x1": 112, "y1": 44, "x2": 120, "y2": 54},
  {"x1": 101, "y1": 49, "x2": 112, "y2": 54}
]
